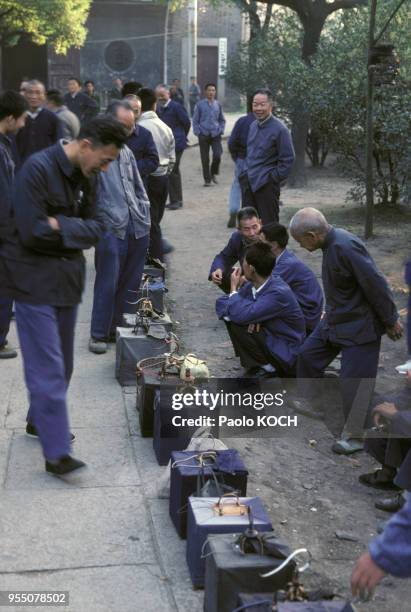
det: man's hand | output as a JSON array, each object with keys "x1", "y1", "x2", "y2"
[
  {"x1": 211, "y1": 268, "x2": 223, "y2": 285},
  {"x1": 230, "y1": 266, "x2": 242, "y2": 293},
  {"x1": 386, "y1": 320, "x2": 403, "y2": 341},
  {"x1": 351, "y1": 552, "x2": 386, "y2": 600},
  {"x1": 372, "y1": 401, "x2": 398, "y2": 426},
  {"x1": 48, "y1": 217, "x2": 60, "y2": 231}
]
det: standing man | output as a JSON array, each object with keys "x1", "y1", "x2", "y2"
[
  {"x1": 84, "y1": 80, "x2": 101, "y2": 115},
  {"x1": 227, "y1": 108, "x2": 255, "y2": 227},
  {"x1": 290, "y1": 208, "x2": 402, "y2": 454},
  {"x1": 0, "y1": 91, "x2": 27, "y2": 359},
  {"x1": 64, "y1": 77, "x2": 98, "y2": 126},
  {"x1": 109, "y1": 77, "x2": 123, "y2": 101},
  {"x1": 15, "y1": 80, "x2": 62, "y2": 166},
  {"x1": 192, "y1": 83, "x2": 225, "y2": 187},
  {"x1": 188, "y1": 76, "x2": 201, "y2": 117},
  {"x1": 156, "y1": 84, "x2": 190, "y2": 210},
  {"x1": 89, "y1": 102, "x2": 151, "y2": 354},
  {"x1": 240, "y1": 89, "x2": 295, "y2": 224},
  {"x1": 170, "y1": 79, "x2": 185, "y2": 106},
  {"x1": 46, "y1": 89, "x2": 80, "y2": 141},
  {"x1": 124, "y1": 95, "x2": 159, "y2": 184},
  {"x1": 0, "y1": 117, "x2": 128, "y2": 474},
  {"x1": 138, "y1": 88, "x2": 175, "y2": 262}
]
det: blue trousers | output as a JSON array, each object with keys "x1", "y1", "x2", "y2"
[
  {"x1": 228, "y1": 158, "x2": 246, "y2": 216},
  {"x1": 16, "y1": 302, "x2": 77, "y2": 461},
  {"x1": 297, "y1": 330, "x2": 381, "y2": 422},
  {"x1": 91, "y1": 224, "x2": 149, "y2": 341},
  {"x1": 0, "y1": 296, "x2": 13, "y2": 347}
]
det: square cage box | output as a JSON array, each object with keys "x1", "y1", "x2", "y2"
[
  {"x1": 115, "y1": 326, "x2": 171, "y2": 386},
  {"x1": 169, "y1": 449, "x2": 248, "y2": 539},
  {"x1": 203, "y1": 532, "x2": 295, "y2": 612},
  {"x1": 186, "y1": 495, "x2": 273, "y2": 588},
  {"x1": 236, "y1": 594, "x2": 356, "y2": 612},
  {"x1": 137, "y1": 370, "x2": 185, "y2": 438}
]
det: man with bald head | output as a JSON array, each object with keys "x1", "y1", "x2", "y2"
[
  {"x1": 290, "y1": 207, "x2": 403, "y2": 453},
  {"x1": 89, "y1": 101, "x2": 151, "y2": 354}
]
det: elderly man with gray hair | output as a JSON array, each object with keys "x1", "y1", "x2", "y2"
[
  {"x1": 290, "y1": 207, "x2": 403, "y2": 454},
  {"x1": 89, "y1": 100, "x2": 151, "y2": 354}
]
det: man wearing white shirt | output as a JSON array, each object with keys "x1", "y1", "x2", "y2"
[{"x1": 138, "y1": 88, "x2": 176, "y2": 262}]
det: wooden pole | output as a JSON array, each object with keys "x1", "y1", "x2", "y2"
[{"x1": 365, "y1": 0, "x2": 378, "y2": 239}]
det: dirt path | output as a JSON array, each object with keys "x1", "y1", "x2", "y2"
[{"x1": 161, "y1": 143, "x2": 411, "y2": 610}]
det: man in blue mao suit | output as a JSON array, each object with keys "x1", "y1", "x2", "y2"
[
  {"x1": 156, "y1": 85, "x2": 191, "y2": 210},
  {"x1": 290, "y1": 208, "x2": 403, "y2": 454},
  {"x1": 240, "y1": 89, "x2": 295, "y2": 224},
  {"x1": 216, "y1": 241, "x2": 305, "y2": 377},
  {"x1": 209, "y1": 207, "x2": 261, "y2": 294},
  {"x1": 260, "y1": 221, "x2": 324, "y2": 333},
  {"x1": 0, "y1": 117, "x2": 128, "y2": 475}
]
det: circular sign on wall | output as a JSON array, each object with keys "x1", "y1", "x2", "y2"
[{"x1": 104, "y1": 40, "x2": 134, "y2": 72}]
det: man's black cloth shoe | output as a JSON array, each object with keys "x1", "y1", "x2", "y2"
[
  {"x1": 27, "y1": 423, "x2": 75, "y2": 442},
  {"x1": 166, "y1": 202, "x2": 183, "y2": 210},
  {"x1": 45, "y1": 456, "x2": 86, "y2": 475},
  {"x1": 204, "y1": 181, "x2": 211, "y2": 187},
  {"x1": 162, "y1": 238, "x2": 175, "y2": 254},
  {"x1": 374, "y1": 492, "x2": 405, "y2": 513},
  {"x1": 211, "y1": 175, "x2": 218, "y2": 184}
]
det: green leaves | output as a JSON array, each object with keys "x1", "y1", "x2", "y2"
[{"x1": 0, "y1": 0, "x2": 92, "y2": 53}]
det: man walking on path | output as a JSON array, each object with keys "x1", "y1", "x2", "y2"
[
  {"x1": 192, "y1": 83, "x2": 225, "y2": 187},
  {"x1": 89, "y1": 102, "x2": 151, "y2": 355},
  {"x1": 156, "y1": 84, "x2": 190, "y2": 210},
  {"x1": 0, "y1": 117, "x2": 128, "y2": 475},
  {"x1": 139, "y1": 88, "x2": 175, "y2": 262},
  {"x1": 290, "y1": 208, "x2": 403, "y2": 455},
  {"x1": 0, "y1": 91, "x2": 27, "y2": 359},
  {"x1": 240, "y1": 89, "x2": 295, "y2": 224}
]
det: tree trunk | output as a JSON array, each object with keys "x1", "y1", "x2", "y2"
[
  {"x1": 288, "y1": 10, "x2": 328, "y2": 187},
  {"x1": 288, "y1": 112, "x2": 309, "y2": 187}
]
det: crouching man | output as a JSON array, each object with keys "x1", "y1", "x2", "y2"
[{"x1": 216, "y1": 241, "x2": 305, "y2": 378}]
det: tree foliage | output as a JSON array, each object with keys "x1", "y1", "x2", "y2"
[
  {"x1": 227, "y1": 2, "x2": 411, "y2": 206},
  {"x1": 0, "y1": 0, "x2": 92, "y2": 53}
]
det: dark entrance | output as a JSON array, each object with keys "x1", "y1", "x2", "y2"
[
  {"x1": 197, "y1": 45, "x2": 218, "y2": 94},
  {"x1": 2, "y1": 36, "x2": 47, "y2": 90}
]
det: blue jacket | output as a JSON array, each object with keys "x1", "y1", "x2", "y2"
[
  {"x1": 228, "y1": 113, "x2": 255, "y2": 161},
  {"x1": 15, "y1": 108, "x2": 62, "y2": 167},
  {"x1": 64, "y1": 91, "x2": 98, "y2": 125},
  {"x1": 245, "y1": 115, "x2": 295, "y2": 192},
  {"x1": 274, "y1": 249, "x2": 324, "y2": 331},
  {"x1": 0, "y1": 142, "x2": 104, "y2": 306},
  {"x1": 127, "y1": 124, "x2": 159, "y2": 179},
  {"x1": 369, "y1": 494, "x2": 411, "y2": 578},
  {"x1": 192, "y1": 99, "x2": 225, "y2": 138},
  {"x1": 320, "y1": 228, "x2": 398, "y2": 345},
  {"x1": 0, "y1": 135, "x2": 15, "y2": 243},
  {"x1": 216, "y1": 275, "x2": 305, "y2": 370},
  {"x1": 156, "y1": 100, "x2": 191, "y2": 152},
  {"x1": 209, "y1": 231, "x2": 247, "y2": 277}
]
